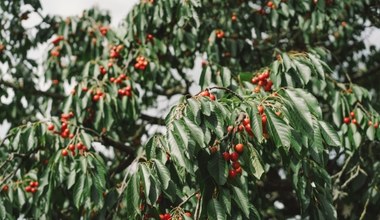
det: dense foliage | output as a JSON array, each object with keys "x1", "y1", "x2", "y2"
[{"x1": 1, "y1": 0, "x2": 380, "y2": 219}]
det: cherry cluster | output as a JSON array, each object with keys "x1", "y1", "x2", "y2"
[
  {"x1": 25, "y1": 181, "x2": 39, "y2": 194},
  {"x1": 159, "y1": 213, "x2": 171, "y2": 220},
  {"x1": 343, "y1": 111, "x2": 357, "y2": 125},
  {"x1": 215, "y1": 29, "x2": 225, "y2": 39},
  {"x1": 92, "y1": 89, "x2": 105, "y2": 102},
  {"x1": 251, "y1": 70, "x2": 273, "y2": 93},
  {"x1": 62, "y1": 142, "x2": 87, "y2": 157},
  {"x1": 232, "y1": 117, "x2": 254, "y2": 137},
  {"x1": 110, "y1": 73, "x2": 128, "y2": 84},
  {"x1": 109, "y1": 45, "x2": 123, "y2": 59},
  {"x1": 134, "y1": 56, "x2": 148, "y2": 70},
  {"x1": 47, "y1": 112, "x2": 75, "y2": 139},
  {"x1": 117, "y1": 85, "x2": 132, "y2": 97},
  {"x1": 52, "y1": 35, "x2": 64, "y2": 45},
  {"x1": 222, "y1": 143, "x2": 244, "y2": 179},
  {"x1": 199, "y1": 90, "x2": 216, "y2": 101}
]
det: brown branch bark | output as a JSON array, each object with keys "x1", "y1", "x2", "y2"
[{"x1": 0, "y1": 79, "x2": 65, "y2": 100}]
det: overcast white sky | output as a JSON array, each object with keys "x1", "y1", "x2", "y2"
[{"x1": 40, "y1": 0, "x2": 138, "y2": 26}]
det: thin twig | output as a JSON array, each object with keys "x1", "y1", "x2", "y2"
[
  {"x1": 177, "y1": 190, "x2": 200, "y2": 208},
  {"x1": 208, "y1": 86, "x2": 244, "y2": 101}
]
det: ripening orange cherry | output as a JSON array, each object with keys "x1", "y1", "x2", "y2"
[
  {"x1": 61, "y1": 149, "x2": 68, "y2": 157},
  {"x1": 374, "y1": 122, "x2": 379, "y2": 129},
  {"x1": 234, "y1": 143, "x2": 244, "y2": 154},
  {"x1": 258, "y1": 105, "x2": 264, "y2": 115},
  {"x1": 350, "y1": 111, "x2": 355, "y2": 118}
]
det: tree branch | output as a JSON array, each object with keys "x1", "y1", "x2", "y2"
[
  {"x1": 0, "y1": 79, "x2": 65, "y2": 100},
  {"x1": 141, "y1": 113, "x2": 165, "y2": 125}
]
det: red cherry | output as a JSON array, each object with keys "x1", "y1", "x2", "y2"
[
  {"x1": 222, "y1": 152, "x2": 230, "y2": 161},
  {"x1": 93, "y1": 95, "x2": 100, "y2": 102},
  {"x1": 25, "y1": 186, "x2": 32, "y2": 192},
  {"x1": 184, "y1": 212, "x2": 192, "y2": 217},
  {"x1": 235, "y1": 167, "x2": 242, "y2": 174},
  {"x1": 209, "y1": 93, "x2": 216, "y2": 101},
  {"x1": 2, "y1": 185, "x2": 9, "y2": 192},
  {"x1": 77, "y1": 143, "x2": 84, "y2": 150},
  {"x1": 47, "y1": 124, "x2": 54, "y2": 131},
  {"x1": 68, "y1": 144, "x2": 75, "y2": 151},
  {"x1": 227, "y1": 125, "x2": 233, "y2": 133},
  {"x1": 31, "y1": 187, "x2": 37, "y2": 193},
  {"x1": 343, "y1": 117, "x2": 350, "y2": 124},
  {"x1": 242, "y1": 118, "x2": 250, "y2": 126},
  {"x1": 229, "y1": 169, "x2": 237, "y2": 179},
  {"x1": 350, "y1": 111, "x2": 355, "y2": 118},
  {"x1": 261, "y1": 115, "x2": 267, "y2": 125},
  {"x1": 61, "y1": 122, "x2": 68, "y2": 130},
  {"x1": 267, "y1": 1, "x2": 274, "y2": 8},
  {"x1": 232, "y1": 161, "x2": 241, "y2": 169},
  {"x1": 374, "y1": 122, "x2": 379, "y2": 129},
  {"x1": 200, "y1": 90, "x2": 210, "y2": 97},
  {"x1": 234, "y1": 143, "x2": 244, "y2": 154},
  {"x1": 251, "y1": 77, "x2": 259, "y2": 84},
  {"x1": 61, "y1": 149, "x2": 68, "y2": 157},
  {"x1": 164, "y1": 213, "x2": 171, "y2": 220},
  {"x1": 238, "y1": 124, "x2": 244, "y2": 132},
  {"x1": 230, "y1": 152, "x2": 239, "y2": 162},
  {"x1": 352, "y1": 119, "x2": 357, "y2": 125}
]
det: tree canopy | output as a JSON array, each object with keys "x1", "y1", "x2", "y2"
[{"x1": 1, "y1": 0, "x2": 380, "y2": 219}]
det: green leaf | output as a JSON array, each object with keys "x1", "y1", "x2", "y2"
[
  {"x1": 247, "y1": 101, "x2": 263, "y2": 142},
  {"x1": 200, "y1": 66, "x2": 212, "y2": 89},
  {"x1": 67, "y1": 169, "x2": 77, "y2": 189},
  {"x1": 318, "y1": 121, "x2": 340, "y2": 146},
  {"x1": 308, "y1": 54, "x2": 325, "y2": 80},
  {"x1": 284, "y1": 89, "x2": 314, "y2": 134},
  {"x1": 125, "y1": 173, "x2": 140, "y2": 215},
  {"x1": 366, "y1": 126, "x2": 375, "y2": 141},
  {"x1": 207, "y1": 153, "x2": 228, "y2": 185},
  {"x1": 17, "y1": 187, "x2": 26, "y2": 206},
  {"x1": 167, "y1": 129, "x2": 186, "y2": 166},
  {"x1": 0, "y1": 199, "x2": 5, "y2": 220},
  {"x1": 221, "y1": 67, "x2": 231, "y2": 87},
  {"x1": 80, "y1": 130, "x2": 92, "y2": 148},
  {"x1": 239, "y1": 72, "x2": 253, "y2": 82},
  {"x1": 293, "y1": 59, "x2": 311, "y2": 85},
  {"x1": 139, "y1": 164, "x2": 151, "y2": 200},
  {"x1": 173, "y1": 120, "x2": 189, "y2": 149},
  {"x1": 184, "y1": 117, "x2": 204, "y2": 148},
  {"x1": 232, "y1": 186, "x2": 250, "y2": 218},
  {"x1": 73, "y1": 174, "x2": 85, "y2": 209},
  {"x1": 153, "y1": 159, "x2": 171, "y2": 190},
  {"x1": 265, "y1": 108, "x2": 291, "y2": 149},
  {"x1": 282, "y1": 53, "x2": 292, "y2": 72},
  {"x1": 312, "y1": 119, "x2": 324, "y2": 153},
  {"x1": 219, "y1": 188, "x2": 231, "y2": 215},
  {"x1": 247, "y1": 146, "x2": 265, "y2": 179},
  {"x1": 207, "y1": 199, "x2": 226, "y2": 220},
  {"x1": 295, "y1": 89, "x2": 322, "y2": 118}
]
